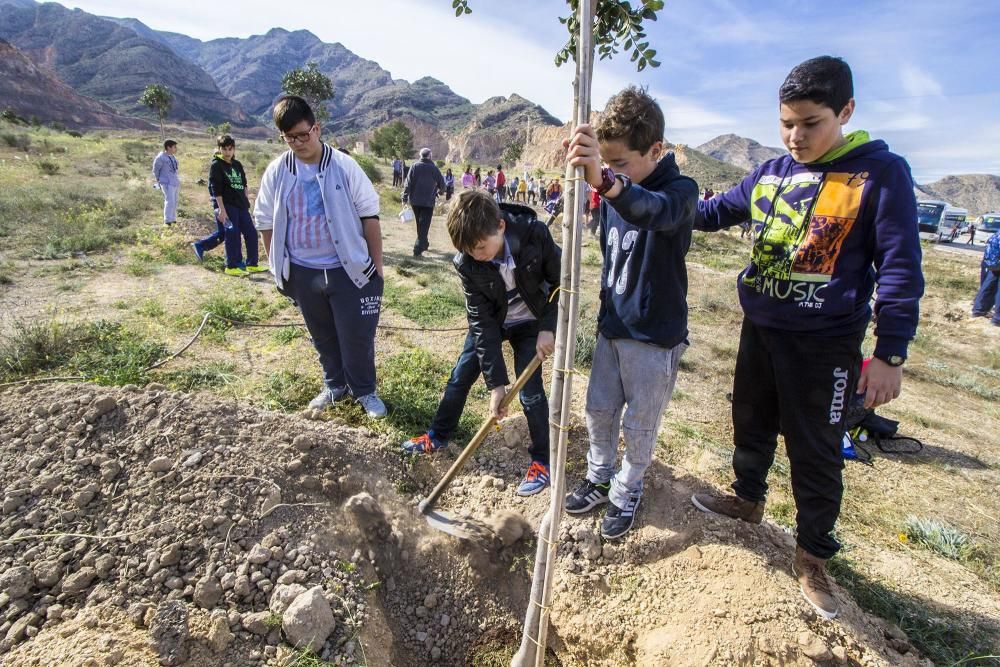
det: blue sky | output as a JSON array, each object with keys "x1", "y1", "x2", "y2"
[{"x1": 60, "y1": 0, "x2": 1000, "y2": 183}]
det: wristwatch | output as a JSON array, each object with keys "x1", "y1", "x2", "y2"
[
  {"x1": 875, "y1": 353, "x2": 906, "y2": 367},
  {"x1": 596, "y1": 167, "x2": 616, "y2": 196}
]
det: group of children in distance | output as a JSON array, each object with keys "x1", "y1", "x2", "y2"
[{"x1": 403, "y1": 55, "x2": 924, "y2": 623}]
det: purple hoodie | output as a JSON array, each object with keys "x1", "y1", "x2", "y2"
[{"x1": 696, "y1": 133, "x2": 923, "y2": 359}]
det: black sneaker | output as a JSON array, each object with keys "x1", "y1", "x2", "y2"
[
  {"x1": 601, "y1": 495, "x2": 640, "y2": 540},
  {"x1": 564, "y1": 479, "x2": 610, "y2": 514}
]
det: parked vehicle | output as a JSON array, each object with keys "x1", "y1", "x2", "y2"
[
  {"x1": 978, "y1": 212, "x2": 1000, "y2": 233},
  {"x1": 917, "y1": 200, "x2": 969, "y2": 242}
]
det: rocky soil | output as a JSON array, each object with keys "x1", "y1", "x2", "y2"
[{"x1": 0, "y1": 383, "x2": 933, "y2": 666}]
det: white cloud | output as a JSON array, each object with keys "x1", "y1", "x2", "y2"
[{"x1": 899, "y1": 64, "x2": 943, "y2": 98}]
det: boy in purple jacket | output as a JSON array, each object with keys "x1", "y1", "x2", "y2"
[{"x1": 690, "y1": 56, "x2": 924, "y2": 620}]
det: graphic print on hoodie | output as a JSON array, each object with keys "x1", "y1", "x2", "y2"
[
  {"x1": 746, "y1": 167, "x2": 867, "y2": 305},
  {"x1": 697, "y1": 130, "x2": 924, "y2": 355}
]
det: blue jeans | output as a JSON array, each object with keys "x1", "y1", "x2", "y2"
[
  {"x1": 223, "y1": 205, "x2": 258, "y2": 269},
  {"x1": 972, "y1": 266, "x2": 1000, "y2": 323},
  {"x1": 430, "y1": 322, "x2": 549, "y2": 463},
  {"x1": 585, "y1": 334, "x2": 686, "y2": 508},
  {"x1": 194, "y1": 217, "x2": 225, "y2": 255}
]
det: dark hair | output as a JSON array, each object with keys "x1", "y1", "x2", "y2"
[
  {"x1": 163, "y1": 140, "x2": 177, "y2": 150},
  {"x1": 216, "y1": 134, "x2": 235, "y2": 148},
  {"x1": 272, "y1": 95, "x2": 316, "y2": 133},
  {"x1": 595, "y1": 86, "x2": 664, "y2": 154},
  {"x1": 447, "y1": 189, "x2": 502, "y2": 254},
  {"x1": 779, "y1": 56, "x2": 853, "y2": 114}
]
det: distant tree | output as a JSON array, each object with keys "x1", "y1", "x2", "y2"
[
  {"x1": 369, "y1": 121, "x2": 414, "y2": 161},
  {"x1": 501, "y1": 138, "x2": 525, "y2": 168},
  {"x1": 139, "y1": 84, "x2": 173, "y2": 141},
  {"x1": 207, "y1": 121, "x2": 232, "y2": 137},
  {"x1": 281, "y1": 62, "x2": 334, "y2": 124}
]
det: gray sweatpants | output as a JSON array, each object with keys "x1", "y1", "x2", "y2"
[
  {"x1": 585, "y1": 334, "x2": 686, "y2": 508},
  {"x1": 160, "y1": 183, "x2": 179, "y2": 223}
]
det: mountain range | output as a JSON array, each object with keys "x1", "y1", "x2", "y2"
[
  {"x1": 0, "y1": 0, "x2": 996, "y2": 210},
  {"x1": 0, "y1": 0, "x2": 561, "y2": 162}
]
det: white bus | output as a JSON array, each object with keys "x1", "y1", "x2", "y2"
[
  {"x1": 917, "y1": 200, "x2": 969, "y2": 242},
  {"x1": 978, "y1": 212, "x2": 1000, "y2": 233}
]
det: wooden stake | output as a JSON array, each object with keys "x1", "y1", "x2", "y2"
[{"x1": 512, "y1": 1, "x2": 595, "y2": 664}]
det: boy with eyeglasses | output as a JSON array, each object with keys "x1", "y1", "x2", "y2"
[{"x1": 254, "y1": 95, "x2": 388, "y2": 418}]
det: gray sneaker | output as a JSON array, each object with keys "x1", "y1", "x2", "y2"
[
  {"x1": 357, "y1": 392, "x2": 387, "y2": 419},
  {"x1": 308, "y1": 385, "x2": 348, "y2": 410}
]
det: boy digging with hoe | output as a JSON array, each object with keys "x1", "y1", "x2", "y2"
[{"x1": 402, "y1": 190, "x2": 560, "y2": 497}]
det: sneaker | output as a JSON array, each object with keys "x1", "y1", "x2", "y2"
[
  {"x1": 691, "y1": 491, "x2": 765, "y2": 524},
  {"x1": 601, "y1": 494, "x2": 640, "y2": 540},
  {"x1": 792, "y1": 546, "x2": 839, "y2": 620},
  {"x1": 245, "y1": 265, "x2": 269, "y2": 273},
  {"x1": 402, "y1": 432, "x2": 447, "y2": 455},
  {"x1": 516, "y1": 461, "x2": 550, "y2": 497},
  {"x1": 224, "y1": 267, "x2": 249, "y2": 277},
  {"x1": 308, "y1": 385, "x2": 348, "y2": 410},
  {"x1": 192, "y1": 243, "x2": 204, "y2": 261},
  {"x1": 564, "y1": 479, "x2": 610, "y2": 514},
  {"x1": 357, "y1": 392, "x2": 387, "y2": 419}
]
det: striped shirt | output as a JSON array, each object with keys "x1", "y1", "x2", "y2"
[
  {"x1": 493, "y1": 241, "x2": 535, "y2": 326},
  {"x1": 285, "y1": 159, "x2": 341, "y2": 269}
]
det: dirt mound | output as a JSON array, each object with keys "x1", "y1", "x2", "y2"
[{"x1": 0, "y1": 383, "x2": 928, "y2": 666}]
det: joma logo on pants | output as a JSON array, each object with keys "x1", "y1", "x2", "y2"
[{"x1": 828, "y1": 367, "x2": 850, "y2": 424}]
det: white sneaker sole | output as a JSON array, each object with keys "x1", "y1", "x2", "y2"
[
  {"x1": 792, "y1": 562, "x2": 840, "y2": 621},
  {"x1": 565, "y1": 491, "x2": 609, "y2": 514},
  {"x1": 690, "y1": 493, "x2": 722, "y2": 516},
  {"x1": 516, "y1": 483, "x2": 549, "y2": 497}
]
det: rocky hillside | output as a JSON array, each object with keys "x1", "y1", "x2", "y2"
[
  {"x1": 0, "y1": 41, "x2": 152, "y2": 130},
  {"x1": 107, "y1": 19, "x2": 562, "y2": 159},
  {"x1": 447, "y1": 94, "x2": 561, "y2": 165},
  {"x1": 917, "y1": 174, "x2": 1000, "y2": 216},
  {"x1": 696, "y1": 133, "x2": 785, "y2": 171},
  {"x1": 0, "y1": 2, "x2": 251, "y2": 126}
]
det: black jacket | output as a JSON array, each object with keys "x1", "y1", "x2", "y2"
[
  {"x1": 599, "y1": 152, "x2": 698, "y2": 347},
  {"x1": 209, "y1": 155, "x2": 250, "y2": 210},
  {"x1": 453, "y1": 203, "x2": 561, "y2": 389}
]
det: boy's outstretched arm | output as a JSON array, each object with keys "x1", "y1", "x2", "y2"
[
  {"x1": 856, "y1": 158, "x2": 925, "y2": 409},
  {"x1": 566, "y1": 124, "x2": 697, "y2": 233},
  {"x1": 696, "y1": 173, "x2": 756, "y2": 232}
]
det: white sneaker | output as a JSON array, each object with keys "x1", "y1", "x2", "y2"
[
  {"x1": 308, "y1": 385, "x2": 348, "y2": 410},
  {"x1": 356, "y1": 392, "x2": 387, "y2": 419}
]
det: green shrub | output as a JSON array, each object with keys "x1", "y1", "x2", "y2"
[
  {"x1": 0, "y1": 131, "x2": 31, "y2": 151},
  {"x1": 903, "y1": 516, "x2": 970, "y2": 561},
  {"x1": 0, "y1": 319, "x2": 164, "y2": 385},
  {"x1": 354, "y1": 154, "x2": 382, "y2": 184},
  {"x1": 35, "y1": 159, "x2": 60, "y2": 175},
  {"x1": 271, "y1": 325, "x2": 304, "y2": 345},
  {"x1": 66, "y1": 321, "x2": 166, "y2": 385},
  {"x1": 259, "y1": 370, "x2": 322, "y2": 412},
  {"x1": 0, "y1": 318, "x2": 78, "y2": 381}
]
